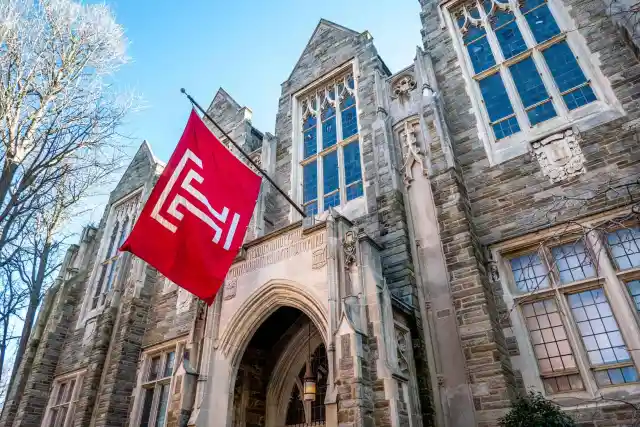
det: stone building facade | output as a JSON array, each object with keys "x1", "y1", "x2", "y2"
[{"x1": 2, "y1": 0, "x2": 640, "y2": 424}]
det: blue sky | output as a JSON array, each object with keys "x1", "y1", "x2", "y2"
[
  {"x1": 75, "y1": 0, "x2": 424, "y2": 225},
  {"x1": 104, "y1": 0, "x2": 424, "y2": 162}
]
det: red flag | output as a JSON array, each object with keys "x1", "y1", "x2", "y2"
[{"x1": 120, "y1": 109, "x2": 261, "y2": 304}]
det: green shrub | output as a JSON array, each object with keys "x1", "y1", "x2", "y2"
[{"x1": 499, "y1": 391, "x2": 575, "y2": 427}]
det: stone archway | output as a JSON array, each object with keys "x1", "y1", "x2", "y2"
[
  {"x1": 229, "y1": 307, "x2": 329, "y2": 427},
  {"x1": 198, "y1": 280, "x2": 330, "y2": 427},
  {"x1": 219, "y1": 279, "x2": 329, "y2": 369}
]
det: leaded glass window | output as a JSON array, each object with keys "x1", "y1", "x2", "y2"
[
  {"x1": 522, "y1": 299, "x2": 583, "y2": 393},
  {"x1": 551, "y1": 241, "x2": 595, "y2": 284},
  {"x1": 503, "y1": 230, "x2": 640, "y2": 395},
  {"x1": 300, "y1": 72, "x2": 363, "y2": 215},
  {"x1": 509, "y1": 252, "x2": 549, "y2": 292},
  {"x1": 606, "y1": 227, "x2": 640, "y2": 270},
  {"x1": 452, "y1": 0, "x2": 599, "y2": 142},
  {"x1": 568, "y1": 289, "x2": 639, "y2": 386}
]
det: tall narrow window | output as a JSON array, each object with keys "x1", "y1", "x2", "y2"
[
  {"x1": 522, "y1": 299, "x2": 583, "y2": 393},
  {"x1": 300, "y1": 71, "x2": 363, "y2": 215},
  {"x1": 452, "y1": 0, "x2": 600, "y2": 142},
  {"x1": 90, "y1": 192, "x2": 140, "y2": 311}
]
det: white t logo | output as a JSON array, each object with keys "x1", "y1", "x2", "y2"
[{"x1": 151, "y1": 149, "x2": 240, "y2": 250}]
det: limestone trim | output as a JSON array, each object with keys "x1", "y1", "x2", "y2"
[
  {"x1": 218, "y1": 280, "x2": 329, "y2": 367},
  {"x1": 491, "y1": 211, "x2": 640, "y2": 403},
  {"x1": 390, "y1": 72, "x2": 418, "y2": 100},
  {"x1": 41, "y1": 368, "x2": 86, "y2": 427},
  {"x1": 441, "y1": 0, "x2": 624, "y2": 165},
  {"x1": 227, "y1": 227, "x2": 326, "y2": 279},
  {"x1": 266, "y1": 324, "x2": 324, "y2": 427}
]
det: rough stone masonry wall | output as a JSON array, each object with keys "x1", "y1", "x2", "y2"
[
  {"x1": 419, "y1": 0, "x2": 640, "y2": 423},
  {"x1": 419, "y1": 0, "x2": 640, "y2": 245},
  {"x1": 8, "y1": 275, "x2": 83, "y2": 427},
  {"x1": 92, "y1": 266, "x2": 158, "y2": 427}
]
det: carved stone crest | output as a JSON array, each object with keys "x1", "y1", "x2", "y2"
[
  {"x1": 400, "y1": 121, "x2": 428, "y2": 186},
  {"x1": 223, "y1": 278, "x2": 237, "y2": 300},
  {"x1": 530, "y1": 129, "x2": 586, "y2": 183},
  {"x1": 312, "y1": 247, "x2": 327, "y2": 269},
  {"x1": 391, "y1": 73, "x2": 417, "y2": 99}
]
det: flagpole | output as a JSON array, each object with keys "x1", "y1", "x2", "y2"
[{"x1": 181, "y1": 88, "x2": 307, "y2": 218}]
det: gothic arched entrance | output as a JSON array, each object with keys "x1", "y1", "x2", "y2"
[{"x1": 230, "y1": 306, "x2": 328, "y2": 427}]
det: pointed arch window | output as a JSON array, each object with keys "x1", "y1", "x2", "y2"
[
  {"x1": 448, "y1": 0, "x2": 615, "y2": 161},
  {"x1": 90, "y1": 192, "x2": 141, "y2": 311},
  {"x1": 299, "y1": 72, "x2": 364, "y2": 216}
]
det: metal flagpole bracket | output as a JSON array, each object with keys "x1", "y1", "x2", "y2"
[{"x1": 180, "y1": 88, "x2": 307, "y2": 218}]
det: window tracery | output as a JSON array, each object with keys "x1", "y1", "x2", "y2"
[
  {"x1": 300, "y1": 72, "x2": 363, "y2": 216},
  {"x1": 449, "y1": 0, "x2": 610, "y2": 158},
  {"x1": 91, "y1": 191, "x2": 140, "y2": 310}
]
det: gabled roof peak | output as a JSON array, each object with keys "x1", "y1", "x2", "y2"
[{"x1": 286, "y1": 19, "x2": 364, "y2": 82}]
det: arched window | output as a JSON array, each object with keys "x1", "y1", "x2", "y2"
[
  {"x1": 92, "y1": 221, "x2": 119, "y2": 309},
  {"x1": 88, "y1": 192, "x2": 141, "y2": 314},
  {"x1": 300, "y1": 71, "x2": 363, "y2": 216},
  {"x1": 449, "y1": 0, "x2": 608, "y2": 152}
]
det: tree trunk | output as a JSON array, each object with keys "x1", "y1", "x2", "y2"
[
  {"x1": 0, "y1": 160, "x2": 18, "y2": 211},
  {"x1": 0, "y1": 314, "x2": 9, "y2": 391},
  {"x1": 9, "y1": 242, "x2": 50, "y2": 386}
]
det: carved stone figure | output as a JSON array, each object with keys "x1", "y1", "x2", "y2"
[
  {"x1": 400, "y1": 121, "x2": 428, "y2": 186},
  {"x1": 224, "y1": 278, "x2": 237, "y2": 300},
  {"x1": 343, "y1": 230, "x2": 357, "y2": 267},
  {"x1": 395, "y1": 327, "x2": 410, "y2": 375}
]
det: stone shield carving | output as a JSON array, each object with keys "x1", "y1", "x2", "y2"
[{"x1": 531, "y1": 129, "x2": 586, "y2": 183}]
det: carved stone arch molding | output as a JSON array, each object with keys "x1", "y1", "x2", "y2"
[
  {"x1": 218, "y1": 279, "x2": 329, "y2": 370},
  {"x1": 266, "y1": 325, "x2": 324, "y2": 427}
]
